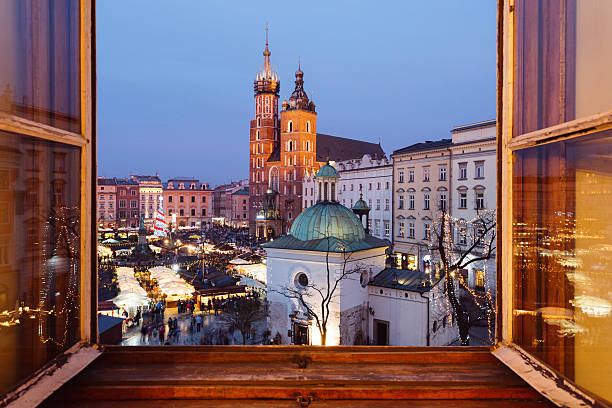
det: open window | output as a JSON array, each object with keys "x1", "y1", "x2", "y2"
[
  {"x1": 0, "y1": 0, "x2": 97, "y2": 405},
  {"x1": 497, "y1": 1, "x2": 612, "y2": 405}
]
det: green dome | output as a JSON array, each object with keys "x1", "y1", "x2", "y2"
[
  {"x1": 352, "y1": 197, "x2": 369, "y2": 211},
  {"x1": 290, "y1": 202, "x2": 366, "y2": 242},
  {"x1": 315, "y1": 164, "x2": 340, "y2": 179}
]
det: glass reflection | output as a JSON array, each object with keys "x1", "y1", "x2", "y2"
[
  {"x1": 513, "y1": 131, "x2": 612, "y2": 401},
  {"x1": 0, "y1": 131, "x2": 81, "y2": 395},
  {"x1": 0, "y1": 0, "x2": 80, "y2": 133}
]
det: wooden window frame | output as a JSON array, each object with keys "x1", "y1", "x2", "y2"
[
  {"x1": 0, "y1": 1, "x2": 99, "y2": 406},
  {"x1": 496, "y1": 1, "x2": 610, "y2": 407}
]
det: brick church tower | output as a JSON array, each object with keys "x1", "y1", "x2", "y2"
[
  {"x1": 249, "y1": 29, "x2": 280, "y2": 234},
  {"x1": 277, "y1": 63, "x2": 317, "y2": 227}
]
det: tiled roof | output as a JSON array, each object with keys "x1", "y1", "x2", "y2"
[
  {"x1": 97, "y1": 177, "x2": 117, "y2": 186},
  {"x1": 369, "y1": 268, "x2": 441, "y2": 292},
  {"x1": 266, "y1": 144, "x2": 281, "y2": 163},
  {"x1": 316, "y1": 133, "x2": 384, "y2": 162},
  {"x1": 266, "y1": 134, "x2": 384, "y2": 163},
  {"x1": 232, "y1": 187, "x2": 249, "y2": 195},
  {"x1": 131, "y1": 175, "x2": 161, "y2": 183},
  {"x1": 451, "y1": 119, "x2": 496, "y2": 133},
  {"x1": 392, "y1": 138, "x2": 452, "y2": 156},
  {"x1": 115, "y1": 178, "x2": 138, "y2": 185}
]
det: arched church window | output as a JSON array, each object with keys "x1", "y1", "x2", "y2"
[
  {"x1": 288, "y1": 140, "x2": 293, "y2": 151},
  {"x1": 256, "y1": 130, "x2": 260, "y2": 140},
  {"x1": 331, "y1": 182, "x2": 336, "y2": 201},
  {"x1": 269, "y1": 167, "x2": 279, "y2": 191},
  {"x1": 288, "y1": 121, "x2": 293, "y2": 133},
  {"x1": 257, "y1": 117, "x2": 261, "y2": 127},
  {"x1": 306, "y1": 121, "x2": 311, "y2": 133},
  {"x1": 324, "y1": 182, "x2": 329, "y2": 201}
]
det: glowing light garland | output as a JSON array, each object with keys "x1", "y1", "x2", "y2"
[{"x1": 428, "y1": 210, "x2": 497, "y2": 344}]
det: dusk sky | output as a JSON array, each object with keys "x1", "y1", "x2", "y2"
[{"x1": 97, "y1": 1, "x2": 496, "y2": 186}]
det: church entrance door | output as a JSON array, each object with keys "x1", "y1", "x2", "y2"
[
  {"x1": 374, "y1": 319, "x2": 389, "y2": 346},
  {"x1": 293, "y1": 323, "x2": 309, "y2": 345}
]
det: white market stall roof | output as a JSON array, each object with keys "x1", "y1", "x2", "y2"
[
  {"x1": 101, "y1": 238, "x2": 120, "y2": 244},
  {"x1": 233, "y1": 263, "x2": 267, "y2": 285},
  {"x1": 236, "y1": 275, "x2": 265, "y2": 289},
  {"x1": 149, "y1": 245, "x2": 162, "y2": 253},
  {"x1": 230, "y1": 258, "x2": 251, "y2": 265},
  {"x1": 149, "y1": 266, "x2": 195, "y2": 301},
  {"x1": 115, "y1": 248, "x2": 133, "y2": 256},
  {"x1": 110, "y1": 267, "x2": 149, "y2": 310},
  {"x1": 98, "y1": 245, "x2": 112, "y2": 256}
]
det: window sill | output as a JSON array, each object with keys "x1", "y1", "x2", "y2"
[
  {"x1": 492, "y1": 343, "x2": 604, "y2": 408},
  {"x1": 40, "y1": 345, "x2": 558, "y2": 406},
  {"x1": 1, "y1": 343, "x2": 101, "y2": 407}
]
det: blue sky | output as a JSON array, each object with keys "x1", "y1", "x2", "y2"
[{"x1": 97, "y1": 1, "x2": 496, "y2": 186}]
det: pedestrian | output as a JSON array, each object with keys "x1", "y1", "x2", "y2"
[
  {"x1": 158, "y1": 324, "x2": 165, "y2": 344},
  {"x1": 140, "y1": 323, "x2": 147, "y2": 343},
  {"x1": 196, "y1": 314, "x2": 202, "y2": 333}
]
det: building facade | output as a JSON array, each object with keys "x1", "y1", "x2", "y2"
[
  {"x1": 265, "y1": 165, "x2": 457, "y2": 346},
  {"x1": 391, "y1": 139, "x2": 452, "y2": 271},
  {"x1": 229, "y1": 187, "x2": 249, "y2": 228},
  {"x1": 248, "y1": 37, "x2": 384, "y2": 239},
  {"x1": 449, "y1": 120, "x2": 496, "y2": 292},
  {"x1": 96, "y1": 177, "x2": 117, "y2": 228},
  {"x1": 115, "y1": 178, "x2": 140, "y2": 228},
  {"x1": 303, "y1": 154, "x2": 393, "y2": 240},
  {"x1": 163, "y1": 178, "x2": 212, "y2": 228},
  {"x1": 130, "y1": 175, "x2": 163, "y2": 227},
  {"x1": 212, "y1": 180, "x2": 248, "y2": 224}
]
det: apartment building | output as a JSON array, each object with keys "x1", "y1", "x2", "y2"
[
  {"x1": 163, "y1": 177, "x2": 212, "y2": 228},
  {"x1": 391, "y1": 139, "x2": 452, "y2": 271},
  {"x1": 115, "y1": 178, "x2": 140, "y2": 228},
  {"x1": 449, "y1": 120, "x2": 496, "y2": 291},
  {"x1": 131, "y1": 175, "x2": 163, "y2": 226},
  {"x1": 96, "y1": 177, "x2": 117, "y2": 228}
]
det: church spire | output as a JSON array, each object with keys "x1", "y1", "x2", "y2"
[
  {"x1": 253, "y1": 27, "x2": 279, "y2": 95},
  {"x1": 263, "y1": 27, "x2": 271, "y2": 78}
]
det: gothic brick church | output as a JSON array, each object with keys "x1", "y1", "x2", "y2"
[{"x1": 249, "y1": 31, "x2": 384, "y2": 239}]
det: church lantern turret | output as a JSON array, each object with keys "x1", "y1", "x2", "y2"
[{"x1": 315, "y1": 163, "x2": 340, "y2": 203}]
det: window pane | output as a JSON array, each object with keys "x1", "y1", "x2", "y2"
[
  {"x1": 0, "y1": 131, "x2": 81, "y2": 395},
  {"x1": 0, "y1": 0, "x2": 80, "y2": 132},
  {"x1": 512, "y1": 131, "x2": 612, "y2": 400},
  {"x1": 513, "y1": 1, "x2": 612, "y2": 137}
]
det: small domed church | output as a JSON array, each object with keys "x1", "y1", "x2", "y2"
[
  {"x1": 249, "y1": 30, "x2": 385, "y2": 239},
  {"x1": 264, "y1": 165, "x2": 459, "y2": 346}
]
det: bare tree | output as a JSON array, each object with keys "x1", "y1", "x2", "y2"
[
  {"x1": 277, "y1": 237, "x2": 363, "y2": 346},
  {"x1": 219, "y1": 297, "x2": 268, "y2": 345},
  {"x1": 429, "y1": 210, "x2": 496, "y2": 345}
]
